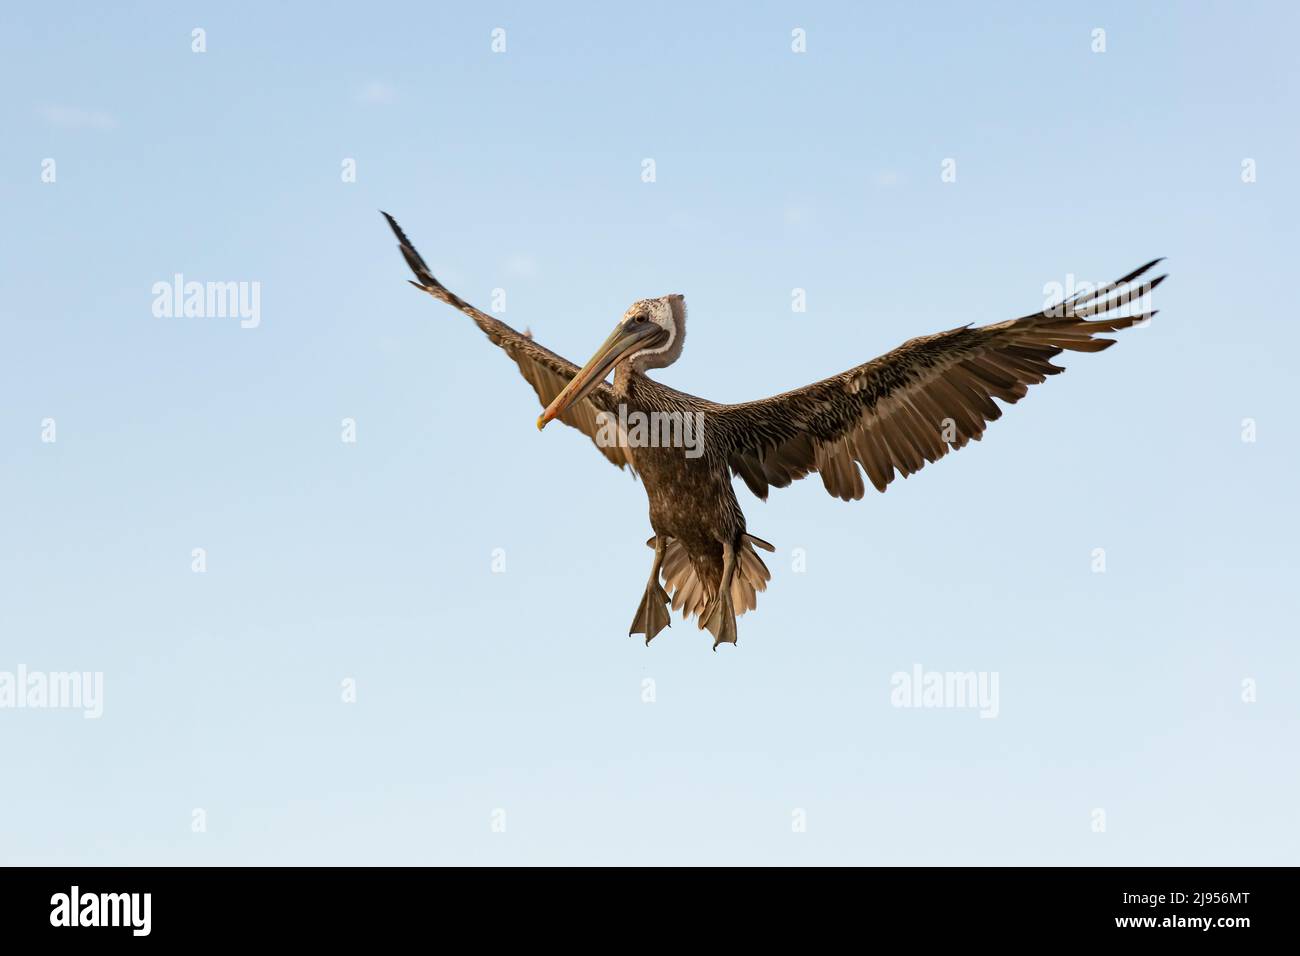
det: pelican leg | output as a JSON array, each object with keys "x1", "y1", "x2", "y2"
[
  {"x1": 629, "y1": 535, "x2": 673, "y2": 645},
  {"x1": 702, "y1": 540, "x2": 738, "y2": 649}
]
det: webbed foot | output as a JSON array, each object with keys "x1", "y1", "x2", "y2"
[
  {"x1": 701, "y1": 588, "x2": 737, "y2": 649},
  {"x1": 630, "y1": 580, "x2": 672, "y2": 644}
]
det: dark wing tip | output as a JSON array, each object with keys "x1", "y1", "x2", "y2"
[
  {"x1": 381, "y1": 212, "x2": 437, "y2": 287},
  {"x1": 379, "y1": 210, "x2": 416, "y2": 248},
  {"x1": 1109, "y1": 257, "x2": 1166, "y2": 289}
]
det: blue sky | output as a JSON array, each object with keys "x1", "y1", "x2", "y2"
[{"x1": 1, "y1": 1, "x2": 1297, "y2": 864}]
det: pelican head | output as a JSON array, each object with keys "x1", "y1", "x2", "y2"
[{"x1": 537, "y1": 294, "x2": 686, "y2": 429}]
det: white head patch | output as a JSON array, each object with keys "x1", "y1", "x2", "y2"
[{"x1": 624, "y1": 297, "x2": 680, "y2": 367}]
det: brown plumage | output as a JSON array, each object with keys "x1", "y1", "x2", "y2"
[{"x1": 384, "y1": 212, "x2": 1164, "y2": 649}]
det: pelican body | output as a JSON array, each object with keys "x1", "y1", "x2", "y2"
[{"x1": 384, "y1": 212, "x2": 1164, "y2": 649}]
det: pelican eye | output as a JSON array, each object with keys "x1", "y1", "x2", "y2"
[{"x1": 635, "y1": 314, "x2": 648, "y2": 323}]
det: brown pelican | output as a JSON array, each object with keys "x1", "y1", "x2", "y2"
[{"x1": 383, "y1": 212, "x2": 1164, "y2": 650}]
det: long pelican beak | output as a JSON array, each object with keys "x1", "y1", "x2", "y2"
[{"x1": 537, "y1": 321, "x2": 662, "y2": 429}]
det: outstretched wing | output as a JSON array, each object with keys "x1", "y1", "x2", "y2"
[
  {"x1": 383, "y1": 212, "x2": 634, "y2": 473},
  {"x1": 718, "y1": 260, "x2": 1166, "y2": 501}
]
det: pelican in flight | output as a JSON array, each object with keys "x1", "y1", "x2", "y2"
[{"x1": 384, "y1": 212, "x2": 1164, "y2": 649}]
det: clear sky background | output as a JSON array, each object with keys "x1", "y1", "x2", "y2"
[{"x1": 2, "y1": 2, "x2": 1297, "y2": 865}]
